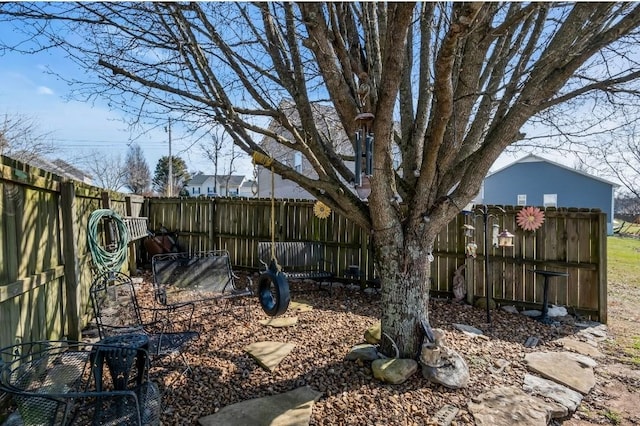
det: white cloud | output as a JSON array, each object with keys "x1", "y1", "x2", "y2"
[{"x1": 36, "y1": 86, "x2": 54, "y2": 95}]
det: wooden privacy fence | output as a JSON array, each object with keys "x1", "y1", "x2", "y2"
[
  {"x1": 145, "y1": 198, "x2": 606, "y2": 322},
  {"x1": 0, "y1": 156, "x2": 146, "y2": 351}
]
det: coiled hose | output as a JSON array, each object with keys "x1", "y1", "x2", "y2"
[{"x1": 87, "y1": 209, "x2": 129, "y2": 273}]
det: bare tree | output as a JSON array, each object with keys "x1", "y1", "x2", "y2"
[
  {"x1": 124, "y1": 143, "x2": 152, "y2": 194},
  {"x1": 80, "y1": 151, "x2": 126, "y2": 191},
  {"x1": 200, "y1": 127, "x2": 242, "y2": 195},
  {"x1": 2, "y1": 2, "x2": 640, "y2": 357},
  {"x1": 0, "y1": 113, "x2": 55, "y2": 162}
]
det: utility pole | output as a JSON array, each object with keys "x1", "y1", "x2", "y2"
[{"x1": 167, "y1": 118, "x2": 173, "y2": 197}]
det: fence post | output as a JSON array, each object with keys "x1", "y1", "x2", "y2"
[
  {"x1": 61, "y1": 181, "x2": 81, "y2": 342},
  {"x1": 598, "y1": 212, "x2": 608, "y2": 323}
]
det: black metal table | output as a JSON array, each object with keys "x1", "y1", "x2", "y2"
[
  {"x1": 529, "y1": 269, "x2": 569, "y2": 324},
  {"x1": 93, "y1": 333, "x2": 150, "y2": 392},
  {"x1": 0, "y1": 340, "x2": 160, "y2": 425}
]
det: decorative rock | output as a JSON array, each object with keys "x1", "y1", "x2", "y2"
[
  {"x1": 364, "y1": 321, "x2": 381, "y2": 344},
  {"x1": 547, "y1": 305, "x2": 568, "y2": 317},
  {"x1": 244, "y1": 341, "x2": 296, "y2": 372},
  {"x1": 521, "y1": 310, "x2": 542, "y2": 317},
  {"x1": 431, "y1": 404, "x2": 459, "y2": 426},
  {"x1": 468, "y1": 386, "x2": 568, "y2": 425},
  {"x1": 453, "y1": 323, "x2": 484, "y2": 337},
  {"x1": 474, "y1": 297, "x2": 496, "y2": 310},
  {"x1": 421, "y1": 348, "x2": 469, "y2": 389},
  {"x1": 524, "y1": 352, "x2": 596, "y2": 394},
  {"x1": 372, "y1": 358, "x2": 418, "y2": 385},
  {"x1": 523, "y1": 374, "x2": 583, "y2": 412},
  {"x1": 501, "y1": 305, "x2": 519, "y2": 314},
  {"x1": 556, "y1": 338, "x2": 602, "y2": 358},
  {"x1": 258, "y1": 317, "x2": 298, "y2": 328},
  {"x1": 344, "y1": 344, "x2": 380, "y2": 361}
]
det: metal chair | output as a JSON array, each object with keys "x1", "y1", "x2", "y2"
[
  {"x1": 89, "y1": 271, "x2": 199, "y2": 374},
  {"x1": 0, "y1": 340, "x2": 161, "y2": 425}
]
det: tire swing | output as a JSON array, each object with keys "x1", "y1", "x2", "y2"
[{"x1": 253, "y1": 151, "x2": 290, "y2": 316}]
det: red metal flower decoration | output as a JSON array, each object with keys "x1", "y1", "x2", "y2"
[{"x1": 516, "y1": 206, "x2": 545, "y2": 231}]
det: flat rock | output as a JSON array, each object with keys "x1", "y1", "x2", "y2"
[
  {"x1": 524, "y1": 352, "x2": 596, "y2": 394},
  {"x1": 288, "y1": 301, "x2": 313, "y2": 313},
  {"x1": 453, "y1": 323, "x2": 484, "y2": 337},
  {"x1": 258, "y1": 317, "x2": 298, "y2": 328},
  {"x1": 198, "y1": 385, "x2": 322, "y2": 426},
  {"x1": 344, "y1": 344, "x2": 379, "y2": 361},
  {"x1": 244, "y1": 341, "x2": 296, "y2": 372},
  {"x1": 501, "y1": 305, "x2": 519, "y2": 314},
  {"x1": 556, "y1": 337, "x2": 603, "y2": 358},
  {"x1": 468, "y1": 386, "x2": 568, "y2": 426},
  {"x1": 523, "y1": 374, "x2": 583, "y2": 412},
  {"x1": 372, "y1": 358, "x2": 418, "y2": 385}
]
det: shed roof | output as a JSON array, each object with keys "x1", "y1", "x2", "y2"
[{"x1": 487, "y1": 154, "x2": 619, "y2": 187}]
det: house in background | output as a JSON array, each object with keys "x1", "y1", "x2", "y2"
[
  {"x1": 482, "y1": 154, "x2": 618, "y2": 234},
  {"x1": 185, "y1": 174, "x2": 248, "y2": 197}
]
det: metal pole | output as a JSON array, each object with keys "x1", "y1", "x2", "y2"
[
  {"x1": 167, "y1": 118, "x2": 173, "y2": 197},
  {"x1": 483, "y1": 206, "x2": 491, "y2": 323}
]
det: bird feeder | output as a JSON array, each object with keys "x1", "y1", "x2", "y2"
[
  {"x1": 498, "y1": 229, "x2": 515, "y2": 247},
  {"x1": 462, "y1": 224, "x2": 475, "y2": 238},
  {"x1": 354, "y1": 113, "x2": 374, "y2": 191}
]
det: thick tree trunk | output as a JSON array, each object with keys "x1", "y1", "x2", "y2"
[{"x1": 374, "y1": 231, "x2": 436, "y2": 359}]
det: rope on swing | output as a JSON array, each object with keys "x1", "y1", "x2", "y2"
[{"x1": 252, "y1": 151, "x2": 290, "y2": 316}]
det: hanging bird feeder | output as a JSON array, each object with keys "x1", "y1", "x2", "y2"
[
  {"x1": 354, "y1": 113, "x2": 374, "y2": 197},
  {"x1": 498, "y1": 229, "x2": 515, "y2": 247}
]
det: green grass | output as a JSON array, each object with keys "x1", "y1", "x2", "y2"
[
  {"x1": 607, "y1": 236, "x2": 640, "y2": 284},
  {"x1": 604, "y1": 409, "x2": 622, "y2": 425}
]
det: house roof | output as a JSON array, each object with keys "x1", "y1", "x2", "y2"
[
  {"x1": 487, "y1": 154, "x2": 619, "y2": 187},
  {"x1": 187, "y1": 174, "x2": 245, "y2": 187}
]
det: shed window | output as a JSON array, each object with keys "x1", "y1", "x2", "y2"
[
  {"x1": 543, "y1": 194, "x2": 557, "y2": 208},
  {"x1": 517, "y1": 194, "x2": 527, "y2": 206}
]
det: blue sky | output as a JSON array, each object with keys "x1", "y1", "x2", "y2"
[
  {"x1": 0, "y1": 18, "x2": 575, "y2": 183},
  {"x1": 0, "y1": 22, "x2": 254, "y2": 178}
]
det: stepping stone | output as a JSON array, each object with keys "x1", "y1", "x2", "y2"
[
  {"x1": 468, "y1": 386, "x2": 567, "y2": 426},
  {"x1": 244, "y1": 341, "x2": 296, "y2": 372},
  {"x1": 523, "y1": 374, "x2": 583, "y2": 412},
  {"x1": 524, "y1": 352, "x2": 596, "y2": 394},
  {"x1": 288, "y1": 301, "x2": 313, "y2": 313},
  {"x1": 198, "y1": 385, "x2": 322, "y2": 426},
  {"x1": 258, "y1": 317, "x2": 298, "y2": 328},
  {"x1": 556, "y1": 337, "x2": 603, "y2": 358}
]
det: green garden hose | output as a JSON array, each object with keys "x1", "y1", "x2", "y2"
[{"x1": 87, "y1": 209, "x2": 129, "y2": 273}]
